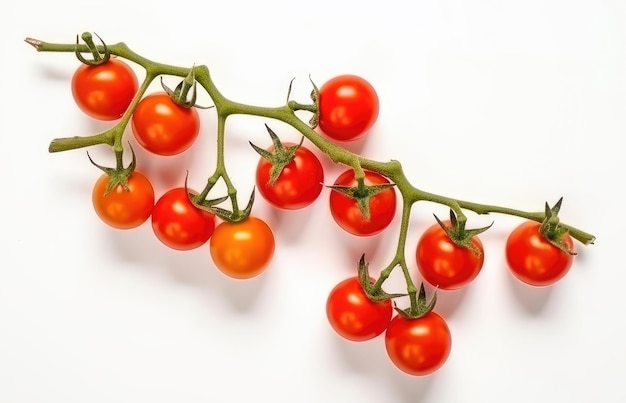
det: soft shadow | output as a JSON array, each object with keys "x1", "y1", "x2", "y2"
[
  {"x1": 507, "y1": 270, "x2": 554, "y2": 314},
  {"x1": 346, "y1": 233, "x2": 385, "y2": 263},
  {"x1": 331, "y1": 334, "x2": 390, "y2": 377},
  {"x1": 106, "y1": 225, "x2": 269, "y2": 312},
  {"x1": 107, "y1": 225, "x2": 214, "y2": 286},
  {"x1": 431, "y1": 287, "x2": 469, "y2": 319},
  {"x1": 39, "y1": 64, "x2": 72, "y2": 81},
  {"x1": 266, "y1": 205, "x2": 316, "y2": 245},
  {"x1": 386, "y1": 369, "x2": 435, "y2": 403},
  {"x1": 330, "y1": 332, "x2": 434, "y2": 402},
  {"x1": 127, "y1": 134, "x2": 199, "y2": 193},
  {"x1": 210, "y1": 269, "x2": 271, "y2": 313}
]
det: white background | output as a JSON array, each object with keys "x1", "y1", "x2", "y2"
[{"x1": 1, "y1": 1, "x2": 624, "y2": 402}]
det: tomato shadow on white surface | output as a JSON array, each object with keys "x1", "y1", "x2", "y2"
[
  {"x1": 132, "y1": 142, "x2": 199, "y2": 196},
  {"x1": 208, "y1": 269, "x2": 272, "y2": 313},
  {"x1": 265, "y1": 202, "x2": 321, "y2": 245},
  {"x1": 429, "y1": 286, "x2": 470, "y2": 319},
  {"x1": 505, "y1": 266, "x2": 554, "y2": 314},
  {"x1": 386, "y1": 368, "x2": 437, "y2": 403},
  {"x1": 36, "y1": 63, "x2": 72, "y2": 82},
  {"x1": 105, "y1": 224, "x2": 270, "y2": 312},
  {"x1": 330, "y1": 334, "x2": 434, "y2": 402},
  {"x1": 330, "y1": 335, "x2": 389, "y2": 375}
]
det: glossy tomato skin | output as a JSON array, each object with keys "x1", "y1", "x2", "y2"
[
  {"x1": 505, "y1": 221, "x2": 574, "y2": 286},
  {"x1": 151, "y1": 188, "x2": 215, "y2": 250},
  {"x1": 385, "y1": 312, "x2": 451, "y2": 376},
  {"x1": 72, "y1": 58, "x2": 138, "y2": 121},
  {"x1": 131, "y1": 92, "x2": 200, "y2": 156},
  {"x1": 256, "y1": 144, "x2": 324, "y2": 210},
  {"x1": 318, "y1": 75, "x2": 379, "y2": 141},
  {"x1": 416, "y1": 221, "x2": 484, "y2": 290},
  {"x1": 92, "y1": 171, "x2": 154, "y2": 230},
  {"x1": 210, "y1": 217, "x2": 275, "y2": 279},
  {"x1": 326, "y1": 277, "x2": 392, "y2": 342},
  {"x1": 329, "y1": 169, "x2": 396, "y2": 236}
]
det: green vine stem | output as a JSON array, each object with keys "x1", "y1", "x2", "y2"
[{"x1": 26, "y1": 35, "x2": 596, "y2": 314}]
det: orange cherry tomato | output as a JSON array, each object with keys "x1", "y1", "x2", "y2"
[
  {"x1": 210, "y1": 217, "x2": 275, "y2": 279},
  {"x1": 91, "y1": 171, "x2": 154, "y2": 230}
]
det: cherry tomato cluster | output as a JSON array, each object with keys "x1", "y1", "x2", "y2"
[
  {"x1": 325, "y1": 217, "x2": 574, "y2": 375},
  {"x1": 74, "y1": 61, "x2": 393, "y2": 280},
  {"x1": 326, "y1": 277, "x2": 451, "y2": 376},
  {"x1": 63, "y1": 46, "x2": 580, "y2": 378},
  {"x1": 73, "y1": 59, "x2": 277, "y2": 279}
]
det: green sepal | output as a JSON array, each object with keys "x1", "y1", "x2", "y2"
[
  {"x1": 87, "y1": 144, "x2": 136, "y2": 196},
  {"x1": 205, "y1": 188, "x2": 256, "y2": 223},
  {"x1": 74, "y1": 32, "x2": 110, "y2": 66},
  {"x1": 308, "y1": 75, "x2": 319, "y2": 129},
  {"x1": 539, "y1": 197, "x2": 577, "y2": 255},
  {"x1": 433, "y1": 209, "x2": 492, "y2": 256},
  {"x1": 357, "y1": 254, "x2": 407, "y2": 302},
  {"x1": 250, "y1": 124, "x2": 303, "y2": 186},
  {"x1": 193, "y1": 195, "x2": 230, "y2": 210},
  {"x1": 160, "y1": 68, "x2": 212, "y2": 109},
  {"x1": 328, "y1": 180, "x2": 395, "y2": 221},
  {"x1": 394, "y1": 283, "x2": 438, "y2": 319}
]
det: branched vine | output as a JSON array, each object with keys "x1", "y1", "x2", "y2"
[{"x1": 25, "y1": 34, "x2": 596, "y2": 317}]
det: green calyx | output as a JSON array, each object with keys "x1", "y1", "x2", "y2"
[
  {"x1": 540, "y1": 198, "x2": 577, "y2": 255},
  {"x1": 161, "y1": 67, "x2": 212, "y2": 109},
  {"x1": 193, "y1": 183, "x2": 255, "y2": 224},
  {"x1": 207, "y1": 188, "x2": 255, "y2": 223},
  {"x1": 357, "y1": 254, "x2": 407, "y2": 302},
  {"x1": 178, "y1": 173, "x2": 231, "y2": 220},
  {"x1": 87, "y1": 144, "x2": 136, "y2": 195},
  {"x1": 74, "y1": 32, "x2": 110, "y2": 66},
  {"x1": 250, "y1": 124, "x2": 303, "y2": 186},
  {"x1": 434, "y1": 209, "x2": 492, "y2": 256},
  {"x1": 395, "y1": 283, "x2": 438, "y2": 319},
  {"x1": 285, "y1": 76, "x2": 319, "y2": 128},
  {"x1": 329, "y1": 178, "x2": 395, "y2": 220}
]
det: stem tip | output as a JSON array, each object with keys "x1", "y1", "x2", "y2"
[{"x1": 24, "y1": 37, "x2": 43, "y2": 51}]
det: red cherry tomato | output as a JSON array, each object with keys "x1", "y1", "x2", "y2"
[
  {"x1": 318, "y1": 75, "x2": 379, "y2": 141},
  {"x1": 256, "y1": 144, "x2": 324, "y2": 210},
  {"x1": 416, "y1": 221, "x2": 484, "y2": 290},
  {"x1": 329, "y1": 169, "x2": 396, "y2": 236},
  {"x1": 210, "y1": 217, "x2": 275, "y2": 279},
  {"x1": 505, "y1": 221, "x2": 575, "y2": 286},
  {"x1": 385, "y1": 312, "x2": 451, "y2": 376},
  {"x1": 326, "y1": 277, "x2": 392, "y2": 342},
  {"x1": 151, "y1": 188, "x2": 215, "y2": 250},
  {"x1": 71, "y1": 58, "x2": 138, "y2": 121},
  {"x1": 91, "y1": 171, "x2": 154, "y2": 230},
  {"x1": 131, "y1": 92, "x2": 200, "y2": 156}
]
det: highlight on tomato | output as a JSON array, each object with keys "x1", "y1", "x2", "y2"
[
  {"x1": 151, "y1": 187, "x2": 216, "y2": 250},
  {"x1": 71, "y1": 58, "x2": 138, "y2": 121},
  {"x1": 329, "y1": 169, "x2": 397, "y2": 236},
  {"x1": 505, "y1": 221, "x2": 575, "y2": 287},
  {"x1": 131, "y1": 92, "x2": 200, "y2": 156},
  {"x1": 210, "y1": 216, "x2": 275, "y2": 279},
  {"x1": 384, "y1": 312, "x2": 452, "y2": 376},
  {"x1": 92, "y1": 171, "x2": 154, "y2": 230},
  {"x1": 256, "y1": 143, "x2": 324, "y2": 210},
  {"x1": 326, "y1": 276, "x2": 392, "y2": 342},
  {"x1": 416, "y1": 220, "x2": 485, "y2": 290},
  {"x1": 318, "y1": 74, "x2": 379, "y2": 141}
]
